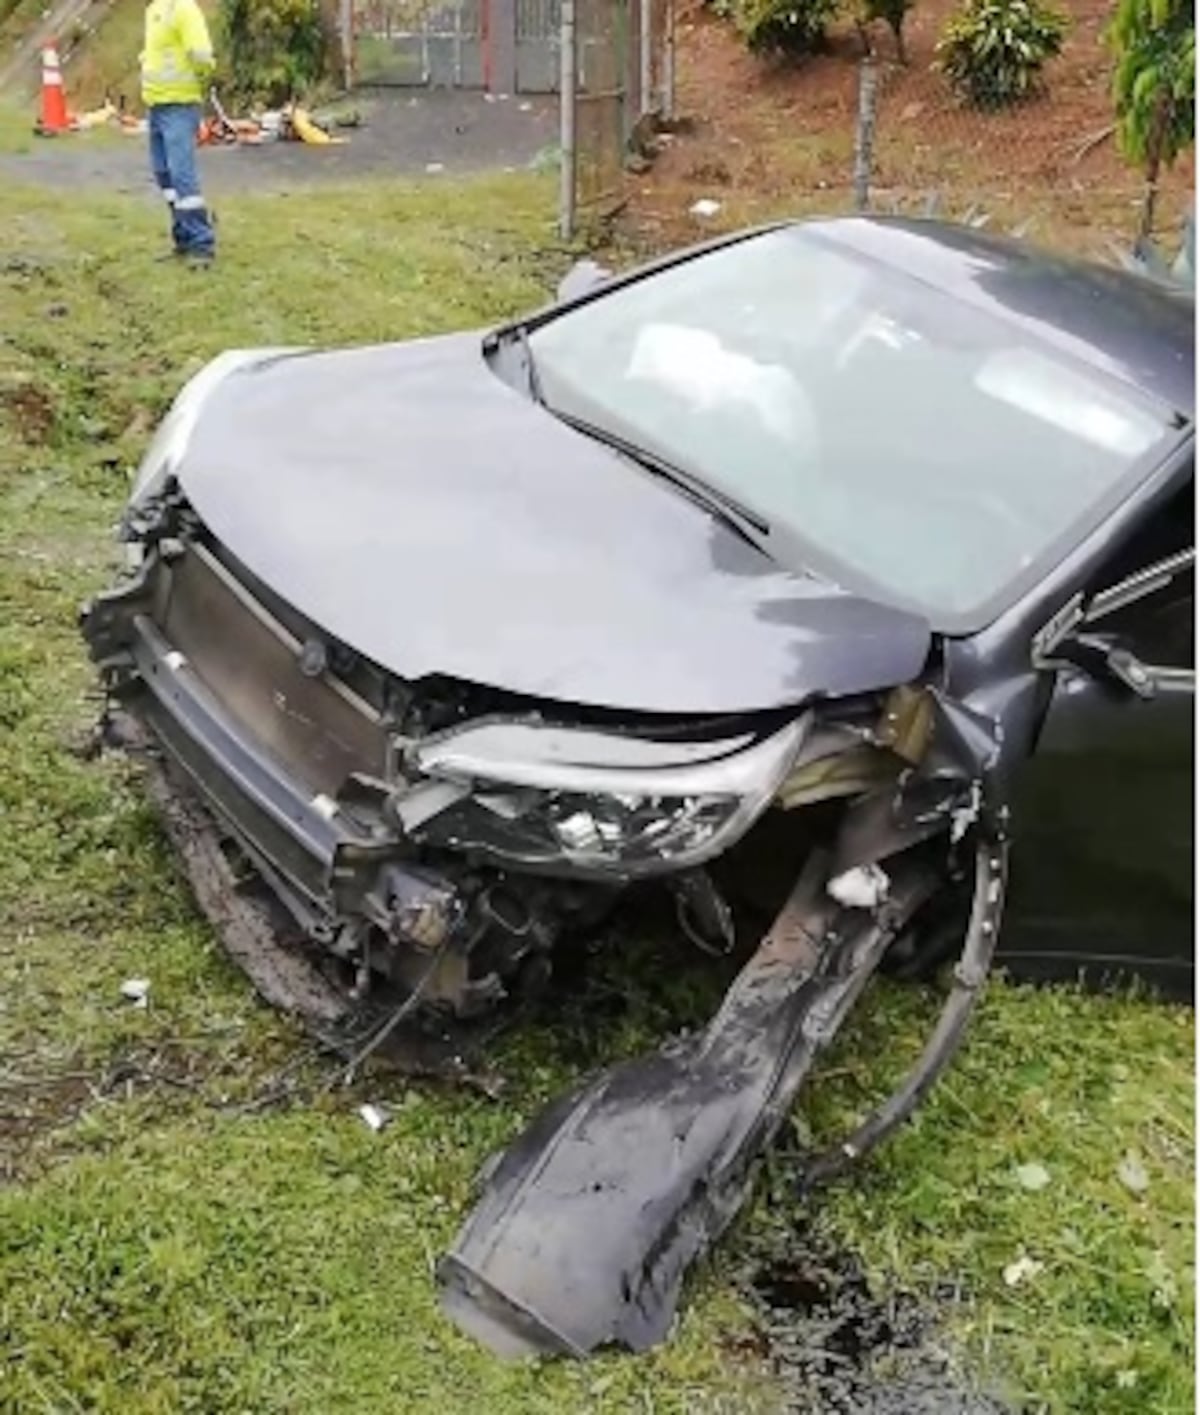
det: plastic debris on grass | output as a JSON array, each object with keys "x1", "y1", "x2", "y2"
[
  {"x1": 358, "y1": 1103, "x2": 389, "y2": 1132},
  {"x1": 1002, "y1": 1253, "x2": 1044, "y2": 1288},
  {"x1": 118, "y1": 977, "x2": 151, "y2": 1008}
]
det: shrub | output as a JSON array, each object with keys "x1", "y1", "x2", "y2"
[
  {"x1": 935, "y1": 0, "x2": 1068, "y2": 108},
  {"x1": 218, "y1": 0, "x2": 331, "y2": 106},
  {"x1": 1108, "y1": 0, "x2": 1194, "y2": 236},
  {"x1": 736, "y1": 0, "x2": 842, "y2": 58}
]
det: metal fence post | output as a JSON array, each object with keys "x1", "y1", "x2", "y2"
[
  {"x1": 338, "y1": 0, "x2": 354, "y2": 89},
  {"x1": 639, "y1": 0, "x2": 652, "y2": 117},
  {"x1": 662, "y1": 0, "x2": 675, "y2": 120},
  {"x1": 559, "y1": 0, "x2": 578, "y2": 241},
  {"x1": 852, "y1": 59, "x2": 878, "y2": 212}
]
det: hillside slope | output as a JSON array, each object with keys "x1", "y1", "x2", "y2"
[
  {"x1": 1, "y1": 0, "x2": 166, "y2": 112},
  {"x1": 627, "y1": 0, "x2": 1193, "y2": 253}
]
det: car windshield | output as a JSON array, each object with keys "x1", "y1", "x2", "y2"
[{"x1": 527, "y1": 226, "x2": 1176, "y2": 626}]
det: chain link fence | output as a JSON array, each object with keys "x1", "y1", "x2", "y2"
[
  {"x1": 852, "y1": 51, "x2": 1187, "y2": 255},
  {"x1": 621, "y1": 7, "x2": 1192, "y2": 266},
  {"x1": 337, "y1": 0, "x2": 673, "y2": 240},
  {"x1": 559, "y1": 0, "x2": 675, "y2": 236}
]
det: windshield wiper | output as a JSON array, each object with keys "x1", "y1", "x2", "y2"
[
  {"x1": 508, "y1": 324, "x2": 544, "y2": 405},
  {"x1": 553, "y1": 410, "x2": 770, "y2": 541}
]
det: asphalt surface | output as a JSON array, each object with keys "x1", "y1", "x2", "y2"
[{"x1": 0, "y1": 89, "x2": 559, "y2": 193}]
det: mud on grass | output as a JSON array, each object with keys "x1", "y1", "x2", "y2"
[{"x1": 0, "y1": 173, "x2": 1194, "y2": 1414}]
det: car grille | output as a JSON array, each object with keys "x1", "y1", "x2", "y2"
[{"x1": 151, "y1": 539, "x2": 388, "y2": 796}]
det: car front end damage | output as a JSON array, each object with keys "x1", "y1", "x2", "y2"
[
  {"x1": 82, "y1": 480, "x2": 818, "y2": 1019},
  {"x1": 80, "y1": 472, "x2": 1012, "y2": 1357}
]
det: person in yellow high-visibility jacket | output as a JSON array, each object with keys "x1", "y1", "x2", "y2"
[{"x1": 140, "y1": 0, "x2": 216, "y2": 262}]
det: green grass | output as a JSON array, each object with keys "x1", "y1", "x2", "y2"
[
  {"x1": 0, "y1": 98, "x2": 33, "y2": 151},
  {"x1": 0, "y1": 171, "x2": 1194, "y2": 1414}
]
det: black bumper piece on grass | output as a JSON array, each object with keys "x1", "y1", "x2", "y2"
[{"x1": 437, "y1": 852, "x2": 943, "y2": 1358}]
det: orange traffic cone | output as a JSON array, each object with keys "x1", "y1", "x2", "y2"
[{"x1": 35, "y1": 40, "x2": 70, "y2": 135}]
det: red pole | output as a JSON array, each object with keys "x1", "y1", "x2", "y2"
[{"x1": 481, "y1": 0, "x2": 493, "y2": 92}]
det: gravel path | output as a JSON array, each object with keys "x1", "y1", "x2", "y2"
[{"x1": 0, "y1": 90, "x2": 559, "y2": 193}]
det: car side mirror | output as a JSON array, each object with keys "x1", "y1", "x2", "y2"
[
  {"x1": 556, "y1": 259, "x2": 613, "y2": 304},
  {"x1": 1054, "y1": 631, "x2": 1157, "y2": 699}
]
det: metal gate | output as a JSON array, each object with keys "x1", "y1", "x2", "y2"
[
  {"x1": 343, "y1": 0, "x2": 675, "y2": 241},
  {"x1": 516, "y1": 0, "x2": 557, "y2": 92},
  {"x1": 351, "y1": 0, "x2": 486, "y2": 87}
]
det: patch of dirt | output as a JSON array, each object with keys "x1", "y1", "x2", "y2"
[
  {"x1": 621, "y1": 0, "x2": 1193, "y2": 253},
  {"x1": 739, "y1": 1232, "x2": 1011, "y2": 1413},
  {"x1": 0, "y1": 373, "x2": 57, "y2": 445},
  {"x1": 0, "y1": 1046, "x2": 195, "y2": 1182},
  {"x1": 0, "y1": 1072, "x2": 95, "y2": 1181}
]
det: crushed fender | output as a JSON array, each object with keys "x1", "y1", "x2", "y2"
[
  {"x1": 439, "y1": 684, "x2": 1011, "y2": 1360},
  {"x1": 438, "y1": 852, "x2": 940, "y2": 1358}
]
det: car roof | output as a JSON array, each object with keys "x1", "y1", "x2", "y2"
[{"x1": 792, "y1": 216, "x2": 1196, "y2": 420}]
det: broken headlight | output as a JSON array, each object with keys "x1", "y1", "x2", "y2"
[{"x1": 406, "y1": 716, "x2": 808, "y2": 877}]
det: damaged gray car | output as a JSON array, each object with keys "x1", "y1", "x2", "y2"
[{"x1": 81, "y1": 216, "x2": 1195, "y2": 1360}]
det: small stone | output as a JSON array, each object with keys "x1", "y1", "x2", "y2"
[
  {"x1": 1117, "y1": 1151, "x2": 1150, "y2": 1195},
  {"x1": 1002, "y1": 1253, "x2": 1043, "y2": 1287},
  {"x1": 1015, "y1": 1161, "x2": 1051, "y2": 1192}
]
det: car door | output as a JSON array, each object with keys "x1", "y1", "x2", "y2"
[{"x1": 1000, "y1": 483, "x2": 1195, "y2": 999}]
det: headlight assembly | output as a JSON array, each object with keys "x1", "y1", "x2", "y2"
[
  {"x1": 545, "y1": 789, "x2": 760, "y2": 868},
  {"x1": 407, "y1": 716, "x2": 808, "y2": 877}
]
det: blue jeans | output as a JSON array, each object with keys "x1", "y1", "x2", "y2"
[{"x1": 148, "y1": 103, "x2": 215, "y2": 256}]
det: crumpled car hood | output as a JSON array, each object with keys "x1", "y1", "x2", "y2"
[{"x1": 176, "y1": 333, "x2": 932, "y2": 714}]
